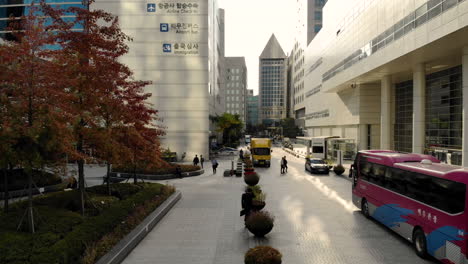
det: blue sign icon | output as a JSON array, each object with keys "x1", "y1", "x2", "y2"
[
  {"x1": 147, "y1": 3, "x2": 156, "y2": 12},
  {"x1": 160, "y1": 23, "x2": 169, "y2": 32},
  {"x1": 163, "y1": 43, "x2": 172, "y2": 53}
]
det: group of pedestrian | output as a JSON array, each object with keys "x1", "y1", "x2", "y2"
[
  {"x1": 193, "y1": 154, "x2": 204, "y2": 168},
  {"x1": 280, "y1": 156, "x2": 288, "y2": 174},
  {"x1": 193, "y1": 154, "x2": 218, "y2": 174}
]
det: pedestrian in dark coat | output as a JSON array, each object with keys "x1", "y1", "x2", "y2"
[
  {"x1": 283, "y1": 156, "x2": 288, "y2": 172},
  {"x1": 241, "y1": 188, "x2": 254, "y2": 222},
  {"x1": 280, "y1": 157, "x2": 285, "y2": 174},
  {"x1": 175, "y1": 165, "x2": 183, "y2": 179},
  {"x1": 239, "y1": 149, "x2": 244, "y2": 159},
  {"x1": 200, "y1": 155, "x2": 204, "y2": 168},
  {"x1": 193, "y1": 155, "x2": 199, "y2": 166}
]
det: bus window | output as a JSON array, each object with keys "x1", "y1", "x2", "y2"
[
  {"x1": 359, "y1": 159, "x2": 371, "y2": 181},
  {"x1": 405, "y1": 172, "x2": 431, "y2": 204},
  {"x1": 431, "y1": 178, "x2": 465, "y2": 214},
  {"x1": 386, "y1": 168, "x2": 407, "y2": 195}
]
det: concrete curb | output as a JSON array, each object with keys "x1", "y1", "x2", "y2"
[
  {"x1": 109, "y1": 169, "x2": 204, "y2": 181},
  {"x1": 96, "y1": 190, "x2": 182, "y2": 264}
]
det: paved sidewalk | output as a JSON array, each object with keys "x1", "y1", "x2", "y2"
[{"x1": 122, "y1": 149, "x2": 434, "y2": 264}]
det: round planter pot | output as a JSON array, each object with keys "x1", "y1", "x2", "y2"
[
  {"x1": 244, "y1": 173, "x2": 259, "y2": 186},
  {"x1": 251, "y1": 200, "x2": 265, "y2": 211},
  {"x1": 247, "y1": 224, "x2": 273, "y2": 237}
]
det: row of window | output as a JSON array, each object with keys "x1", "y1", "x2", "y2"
[
  {"x1": 359, "y1": 160, "x2": 466, "y2": 214},
  {"x1": 294, "y1": 94, "x2": 304, "y2": 104},
  {"x1": 227, "y1": 68, "x2": 242, "y2": 74},
  {"x1": 261, "y1": 110, "x2": 284, "y2": 116},
  {"x1": 226, "y1": 96, "x2": 243, "y2": 102},
  {"x1": 225, "y1": 89, "x2": 243, "y2": 95}
]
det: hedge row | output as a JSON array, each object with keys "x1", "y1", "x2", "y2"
[{"x1": 0, "y1": 183, "x2": 172, "y2": 264}]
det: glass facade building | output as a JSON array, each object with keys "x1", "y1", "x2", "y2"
[
  {"x1": 394, "y1": 66, "x2": 463, "y2": 165},
  {"x1": 259, "y1": 34, "x2": 287, "y2": 127},
  {"x1": 247, "y1": 95, "x2": 259, "y2": 126},
  {"x1": 260, "y1": 58, "x2": 287, "y2": 126}
]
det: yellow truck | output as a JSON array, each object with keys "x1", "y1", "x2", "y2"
[{"x1": 250, "y1": 138, "x2": 272, "y2": 167}]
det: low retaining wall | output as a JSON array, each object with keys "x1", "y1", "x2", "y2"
[
  {"x1": 109, "y1": 168, "x2": 204, "y2": 181},
  {"x1": 0, "y1": 182, "x2": 67, "y2": 199},
  {"x1": 96, "y1": 191, "x2": 182, "y2": 264},
  {"x1": 282, "y1": 148, "x2": 306, "y2": 159}
]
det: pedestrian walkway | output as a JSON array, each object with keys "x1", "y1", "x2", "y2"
[{"x1": 122, "y1": 149, "x2": 433, "y2": 264}]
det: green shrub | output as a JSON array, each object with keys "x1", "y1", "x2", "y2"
[
  {"x1": 0, "y1": 183, "x2": 172, "y2": 264},
  {"x1": 245, "y1": 246, "x2": 282, "y2": 264},
  {"x1": 244, "y1": 173, "x2": 260, "y2": 186},
  {"x1": 246, "y1": 211, "x2": 274, "y2": 237},
  {"x1": 333, "y1": 164, "x2": 345, "y2": 175},
  {"x1": 246, "y1": 185, "x2": 262, "y2": 197},
  {"x1": 87, "y1": 183, "x2": 144, "y2": 200}
]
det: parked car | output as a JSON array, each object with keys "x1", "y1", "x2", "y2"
[
  {"x1": 216, "y1": 147, "x2": 239, "y2": 156},
  {"x1": 305, "y1": 158, "x2": 330, "y2": 174}
]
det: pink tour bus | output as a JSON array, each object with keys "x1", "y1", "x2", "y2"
[{"x1": 350, "y1": 150, "x2": 468, "y2": 263}]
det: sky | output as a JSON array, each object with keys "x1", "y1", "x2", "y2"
[{"x1": 218, "y1": 0, "x2": 296, "y2": 96}]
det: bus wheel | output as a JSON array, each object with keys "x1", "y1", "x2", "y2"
[
  {"x1": 413, "y1": 228, "x2": 428, "y2": 259},
  {"x1": 361, "y1": 199, "x2": 370, "y2": 218}
]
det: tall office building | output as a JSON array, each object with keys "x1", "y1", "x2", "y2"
[
  {"x1": 303, "y1": 0, "x2": 468, "y2": 167},
  {"x1": 224, "y1": 57, "x2": 247, "y2": 123},
  {"x1": 290, "y1": 0, "x2": 327, "y2": 129},
  {"x1": 91, "y1": 0, "x2": 225, "y2": 159},
  {"x1": 259, "y1": 34, "x2": 287, "y2": 127}
]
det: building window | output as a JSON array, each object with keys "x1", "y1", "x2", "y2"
[
  {"x1": 314, "y1": 11, "x2": 322, "y2": 21},
  {"x1": 425, "y1": 66, "x2": 463, "y2": 165},
  {"x1": 314, "y1": 24, "x2": 322, "y2": 33},
  {"x1": 394, "y1": 80, "x2": 413, "y2": 153}
]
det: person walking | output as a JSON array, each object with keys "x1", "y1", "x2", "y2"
[
  {"x1": 200, "y1": 155, "x2": 205, "y2": 168},
  {"x1": 211, "y1": 158, "x2": 219, "y2": 173},
  {"x1": 239, "y1": 149, "x2": 244, "y2": 160},
  {"x1": 193, "y1": 155, "x2": 199, "y2": 166},
  {"x1": 283, "y1": 156, "x2": 288, "y2": 173},
  {"x1": 241, "y1": 188, "x2": 254, "y2": 222},
  {"x1": 280, "y1": 157, "x2": 285, "y2": 174},
  {"x1": 175, "y1": 165, "x2": 183, "y2": 179}
]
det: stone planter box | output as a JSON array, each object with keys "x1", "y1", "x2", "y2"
[
  {"x1": 0, "y1": 182, "x2": 67, "y2": 199},
  {"x1": 96, "y1": 191, "x2": 182, "y2": 264},
  {"x1": 109, "y1": 169, "x2": 204, "y2": 181}
]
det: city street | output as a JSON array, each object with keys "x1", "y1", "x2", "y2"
[{"x1": 122, "y1": 148, "x2": 435, "y2": 264}]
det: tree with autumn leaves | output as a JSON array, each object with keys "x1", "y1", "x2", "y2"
[{"x1": 0, "y1": 1, "x2": 164, "y2": 232}]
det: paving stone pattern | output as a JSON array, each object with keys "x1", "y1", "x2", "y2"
[{"x1": 121, "y1": 149, "x2": 436, "y2": 264}]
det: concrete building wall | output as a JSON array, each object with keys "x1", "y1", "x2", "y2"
[
  {"x1": 303, "y1": 0, "x2": 468, "y2": 166},
  {"x1": 94, "y1": 0, "x2": 223, "y2": 160}
]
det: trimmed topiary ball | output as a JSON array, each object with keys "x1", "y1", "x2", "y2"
[
  {"x1": 245, "y1": 246, "x2": 282, "y2": 264},
  {"x1": 333, "y1": 164, "x2": 345, "y2": 175},
  {"x1": 244, "y1": 172, "x2": 260, "y2": 186},
  {"x1": 246, "y1": 211, "x2": 274, "y2": 237}
]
